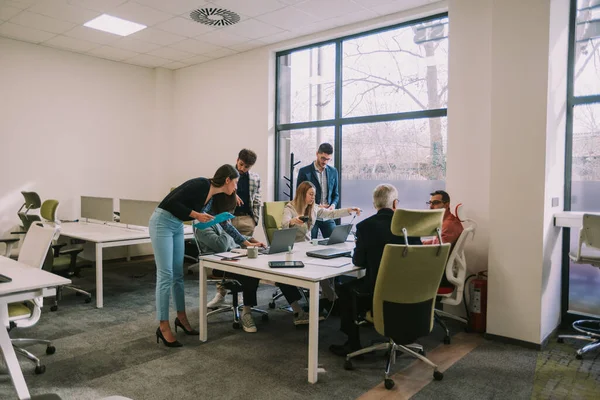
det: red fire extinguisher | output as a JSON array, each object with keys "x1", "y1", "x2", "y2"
[{"x1": 467, "y1": 272, "x2": 487, "y2": 333}]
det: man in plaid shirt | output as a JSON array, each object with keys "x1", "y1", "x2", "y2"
[{"x1": 232, "y1": 149, "x2": 261, "y2": 237}]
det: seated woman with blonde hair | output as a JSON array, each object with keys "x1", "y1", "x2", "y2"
[{"x1": 282, "y1": 181, "x2": 361, "y2": 309}]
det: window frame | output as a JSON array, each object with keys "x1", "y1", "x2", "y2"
[{"x1": 274, "y1": 12, "x2": 449, "y2": 203}]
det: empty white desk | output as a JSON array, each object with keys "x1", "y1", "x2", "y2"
[
  {"x1": 0, "y1": 256, "x2": 71, "y2": 400},
  {"x1": 198, "y1": 241, "x2": 360, "y2": 384},
  {"x1": 554, "y1": 211, "x2": 600, "y2": 229},
  {"x1": 59, "y1": 221, "x2": 193, "y2": 308}
]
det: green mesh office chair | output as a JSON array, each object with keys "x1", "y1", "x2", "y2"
[
  {"x1": 40, "y1": 199, "x2": 92, "y2": 309},
  {"x1": 8, "y1": 223, "x2": 59, "y2": 374},
  {"x1": 344, "y1": 209, "x2": 451, "y2": 390},
  {"x1": 0, "y1": 191, "x2": 43, "y2": 258}
]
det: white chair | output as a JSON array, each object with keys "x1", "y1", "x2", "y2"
[
  {"x1": 7, "y1": 222, "x2": 58, "y2": 374},
  {"x1": 557, "y1": 213, "x2": 600, "y2": 359},
  {"x1": 434, "y1": 203, "x2": 477, "y2": 344}
]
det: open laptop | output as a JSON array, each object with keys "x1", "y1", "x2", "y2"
[
  {"x1": 306, "y1": 248, "x2": 352, "y2": 259},
  {"x1": 317, "y1": 224, "x2": 353, "y2": 245},
  {"x1": 259, "y1": 227, "x2": 298, "y2": 255}
]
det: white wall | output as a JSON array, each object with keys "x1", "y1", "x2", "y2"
[{"x1": 0, "y1": 37, "x2": 167, "y2": 257}]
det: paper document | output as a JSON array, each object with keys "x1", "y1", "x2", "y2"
[
  {"x1": 193, "y1": 212, "x2": 235, "y2": 229},
  {"x1": 304, "y1": 259, "x2": 352, "y2": 268},
  {"x1": 214, "y1": 252, "x2": 244, "y2": 259}
]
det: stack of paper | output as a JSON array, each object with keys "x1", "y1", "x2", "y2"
[{"x1": 304, "y1": 258, "x2": 351, "y2": 268}]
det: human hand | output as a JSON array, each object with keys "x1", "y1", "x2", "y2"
[
  {"x1": 326, "y1": 205, "x2": 335, "y2": 211},
  {"x1": 195, "y1": 212, "x2": 214, "y2": 223},
  {"x1": 292, "y1": 216, "x2": 305, "y2": 226},
  {"x1": 236, "y1": 194, "x2": 243, "y2": 206},
  {"x1": 349, "y1": 207, "x2": 361, "y2": 216}
]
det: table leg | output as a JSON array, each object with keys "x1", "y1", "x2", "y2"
[
  {"x1": 308, "y1": 281, "x2": 320, "y2": 384},
  {"x1": 199, "y1": 260, "x2": 207, "y2": 342},
  {"x1": 0, "y1": 305, "x2": 31, "y2": 399},
  {"x1": 96, "y1": 243, "x2": 103, "y2": 308}
]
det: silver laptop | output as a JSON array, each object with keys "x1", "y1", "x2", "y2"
[
  {"x1": 260, "y1": 227, "x2": 298, "y2": 255},
  {"x1": 317, "y1": 224, "x2": 353, "y2": 245}
]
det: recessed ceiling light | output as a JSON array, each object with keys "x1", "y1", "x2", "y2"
[{"x1": 84, "y1": 14, "x2": 146, "y2": 36}]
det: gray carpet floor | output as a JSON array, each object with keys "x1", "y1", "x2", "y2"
[{"x1": 0, "y1": 258, "x2": 579, "y2": 400}]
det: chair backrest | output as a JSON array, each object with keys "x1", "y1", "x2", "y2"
[
  {"x1": 262, "y1": 201, "x2": 288, "y2": 245},
  {"x1": 372, "y1": 209, "x2": 450, "y2": 344},
  {"x1": 21, "y1": 191, "x2": 42, "y2": 211},
  {"x1": 40, "y1": 199, "x2": 60, "y2": 223},
  {"x1": 17, "y1": 223, "x2": 57, "y2": 269},
  {"x1": 582, "y1": 214, "x2": 600, "y2": 251}
]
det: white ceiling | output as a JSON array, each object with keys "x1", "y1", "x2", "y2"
[{"x1": 0, "y1": 0, "x2": 435, "y2": 69}]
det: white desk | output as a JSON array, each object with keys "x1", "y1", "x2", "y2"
[
  {"x1": 59, "y1": 221, "x2": 193, "y2": 308},
  {"x1": 0, "y1": 256, "x2": 71, "y2": 400},
  {"x1": 198, "y1": 241, "x2": 360, "y2": 384},
  {"x1": 554, "y1": 211, "x2": 600, "y2": 228}
]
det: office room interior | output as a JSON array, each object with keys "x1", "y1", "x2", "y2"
[{"x1": 1, "y1": 0, "x2": 599, "y2": 399}]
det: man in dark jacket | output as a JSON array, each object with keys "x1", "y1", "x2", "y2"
[{"x1": 329, "y1": 184, "x2": 421, "y2": 357}]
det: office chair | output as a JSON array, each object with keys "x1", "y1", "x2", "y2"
[
  {"x1": 40, "y1": 199, "x2": 92, "y2": 309},
  {"x1": 435, "y1": 203, "x2": 477, "y2": 344},
  {"x1": 192, "y1": 227, "x2": 269, "y2": 329},
  {"x1": 0, "y1": 191, "x2": 43, "y2": 258},
  {"x1": 557, "y1": 213, "x2": 600, "y2": 359},
  {"x1": 7, "y1": 223, "x2": 59, "y2": 374},
  {"x1": 344, "y1": 209, "x2": 450, "y2": 390}
]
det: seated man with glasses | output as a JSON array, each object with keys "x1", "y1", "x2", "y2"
[{"x1": 423, "y1": 190, "x2": 464, "y2": 247}]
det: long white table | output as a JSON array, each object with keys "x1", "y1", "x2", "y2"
[
  {"x1": 198, "y1": 241, "x2": 360, "y2": 384},
  {"x1": 554, "y1": 211, "x2": 600, "y2": 228},
  {"x1": 0, "y1": 256, "x2": 71, "y2": 400},
  {"x1": 59, "y1": 221, "x2": 193, "y2": 308}
]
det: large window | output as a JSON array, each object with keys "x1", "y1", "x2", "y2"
[
  {"x1": 565, "y1": 0, "x2": 600, "y2": 317},
  {"x1": 275, "y1": 13, "x2": 448, "y2": 223}
]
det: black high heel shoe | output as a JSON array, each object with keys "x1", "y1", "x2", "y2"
[
  {"x1": 156, "y1": 327, "x2": 183, "y2": 347},
  {"x1": 174, "y1": 317, "x2": 200, "y2": 335}
]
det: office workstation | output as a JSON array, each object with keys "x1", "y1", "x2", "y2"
[{"x1": 1, "y1": 0, "x2": 599, "y2": 399}]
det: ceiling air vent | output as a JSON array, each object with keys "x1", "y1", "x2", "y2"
[{"x1": 190, "y1": 8, "x2": 241, "y2": 26}]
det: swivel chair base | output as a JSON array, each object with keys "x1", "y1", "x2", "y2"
[
  {"x1": 557, "y1": 320, "x2": 600, "y2": 359},
  {"x1": 344, "y1": 339, "x2": 443, "y2": 390},
  {"x1": 12, "y1": 338, "x2": 56, "y2": 374},
  {"x1": 207, "y1": 282, "x2": 269, "y2": 329},
  {"x1": 434, "y1": 309, "x2": 468, "y2": 345},
  {"x1": 51, "y1": 285, "x2": 92, "y2": 311}
]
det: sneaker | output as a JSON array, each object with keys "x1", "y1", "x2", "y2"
[
  {"x1": 241, "y1": 312, "x2": 257, "y2": 333},
  {"x1": 207, "y1": 293, "x2": 226, "y2": 309},
  {"x1": 294, "y1": 311, "x2": 310, "y2": 326}
]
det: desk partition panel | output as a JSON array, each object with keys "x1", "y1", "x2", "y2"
[
  {"x1": 119, "y1": 199, "x2": 159, "y2": 227},
  {"x1": 81, "y1": 196, "x2": 114, "y2": 222}
]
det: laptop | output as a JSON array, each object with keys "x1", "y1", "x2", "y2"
[
  {"x1": 317, "y1": 224, "x2": 353, "y2": 245},
  {"x1": 259, "y1": 227, "x2": 298, "y2": 255},
  {"x1": 306, "y1": 248, "x2": 352, "y2": 259}
]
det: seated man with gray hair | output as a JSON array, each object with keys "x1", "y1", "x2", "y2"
[{"x1": 329, "y1": 184, "x2": 422, "y2": 357}]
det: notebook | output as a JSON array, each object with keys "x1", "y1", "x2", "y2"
[
  {"x1": 193, "y1": 212, "x2": 235, "y2": 229},
  {"x1": 317, "y1": 224, "x2": 353, "y2": 245},
  {"x1": 259, "y1": 227, "x2": 298, "y2": 255},
  {"x1": 306, "y1": 248, "x2": 352, "y2": 259}
]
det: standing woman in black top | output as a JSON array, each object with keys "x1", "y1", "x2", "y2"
[{"x1": 150, "y1": 164, "x2": 239, "y2": 347}]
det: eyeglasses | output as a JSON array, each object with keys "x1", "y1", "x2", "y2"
[{"x1": 426, "y1": 200, "x2": 444, "y2": 206}]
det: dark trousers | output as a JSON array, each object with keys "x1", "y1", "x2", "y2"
[
  {"x1": 278, "y1": 283, "x2": 302, "y2": 305},
  {"x1": 336, "y1": 277, "x2": 372, "y2": 347},
  {"x1": 214, "y1": 270, "x2": 260, "y2": 306},
  {"x1": 311, "y1": 219, "x2": 336, "y2": 239}
]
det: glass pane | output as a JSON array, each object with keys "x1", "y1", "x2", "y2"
[
  {"x1": 277, "y1": 127, "x2": 335, "y2": 201},
  {"x1": 341, "y1": 118, "x2": 447, "y2": 224},
  {"x1": 574, "y1": 0, "x2": 600, "y2": 96},
  {"x1": 568, "y1": 103, "x2": 600, "y2": 316},
  {"x1": 277, "y1": 44, "x2": 336, "y2": 125},
  {"x1": 342, "y1": 17, "x2": 448, "y2": 118}
]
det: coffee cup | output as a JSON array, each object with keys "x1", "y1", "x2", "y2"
[
  {"x1": 311, "y1": 239, "x2": 319, "y2": 246},
  {"x1": 247, "y1": 246, "x2": 258, "y2": 259}
]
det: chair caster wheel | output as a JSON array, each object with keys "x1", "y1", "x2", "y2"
[
  {"x1": 35, "y1": 365, "x2": 46, "y2": 375},
  {"x1": 261, "y1": 314, "x2": 269, "y2": 322},
  {"x1": 443, "y1": 336, "x2": 451, "y2": 345},
  {"x1": 46, "y1": 346, "x2": 56, "y2": 355},
  {"x1": 85, "y1": 297, "x2": 92, "y2": 303},
  {"x1": 557, "y1": 338, "x2": 564, "y2": 343},
  {"x1": 576, "y1": 354, "x2": 583, "y2": 360},
  {"x1": 344, "y1": 360, "x2": 353, "y2": 370},
  {"x1": 50, "y1": 305, "x2": 58, "y2": 312},
  {"x1": 384, "y1": 379, "x2": 395, "y2": 390},
  {"x1": 233, "y1": 322, "x2": 241, "y2": 329},
  {"x1": 419, "y1": 349, "x2": 426, "y2": 356},
  {"x1": 433, "y1": 371, "x2": 444, "y2": 381},
  {"x1": 268, "y1": 302, "x2": 275, "y2": 309}
]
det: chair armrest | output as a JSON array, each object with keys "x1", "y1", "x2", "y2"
[
  {"x1": 10, "y1": 231, "x2": 26, "y2": 235},
  {"x1": 0, "y1": 238, "x2": 19, "y2": 244},
  {"x1": 52, "y1": 243, "x2": 67, "y2": 257},
  {"x1": 60, "y1": 247, "x2": 84, "y2": 256}
]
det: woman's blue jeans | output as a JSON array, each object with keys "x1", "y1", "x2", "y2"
[{"x1": 149, "y1": 208, "x2": 185, "y2": 321}]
